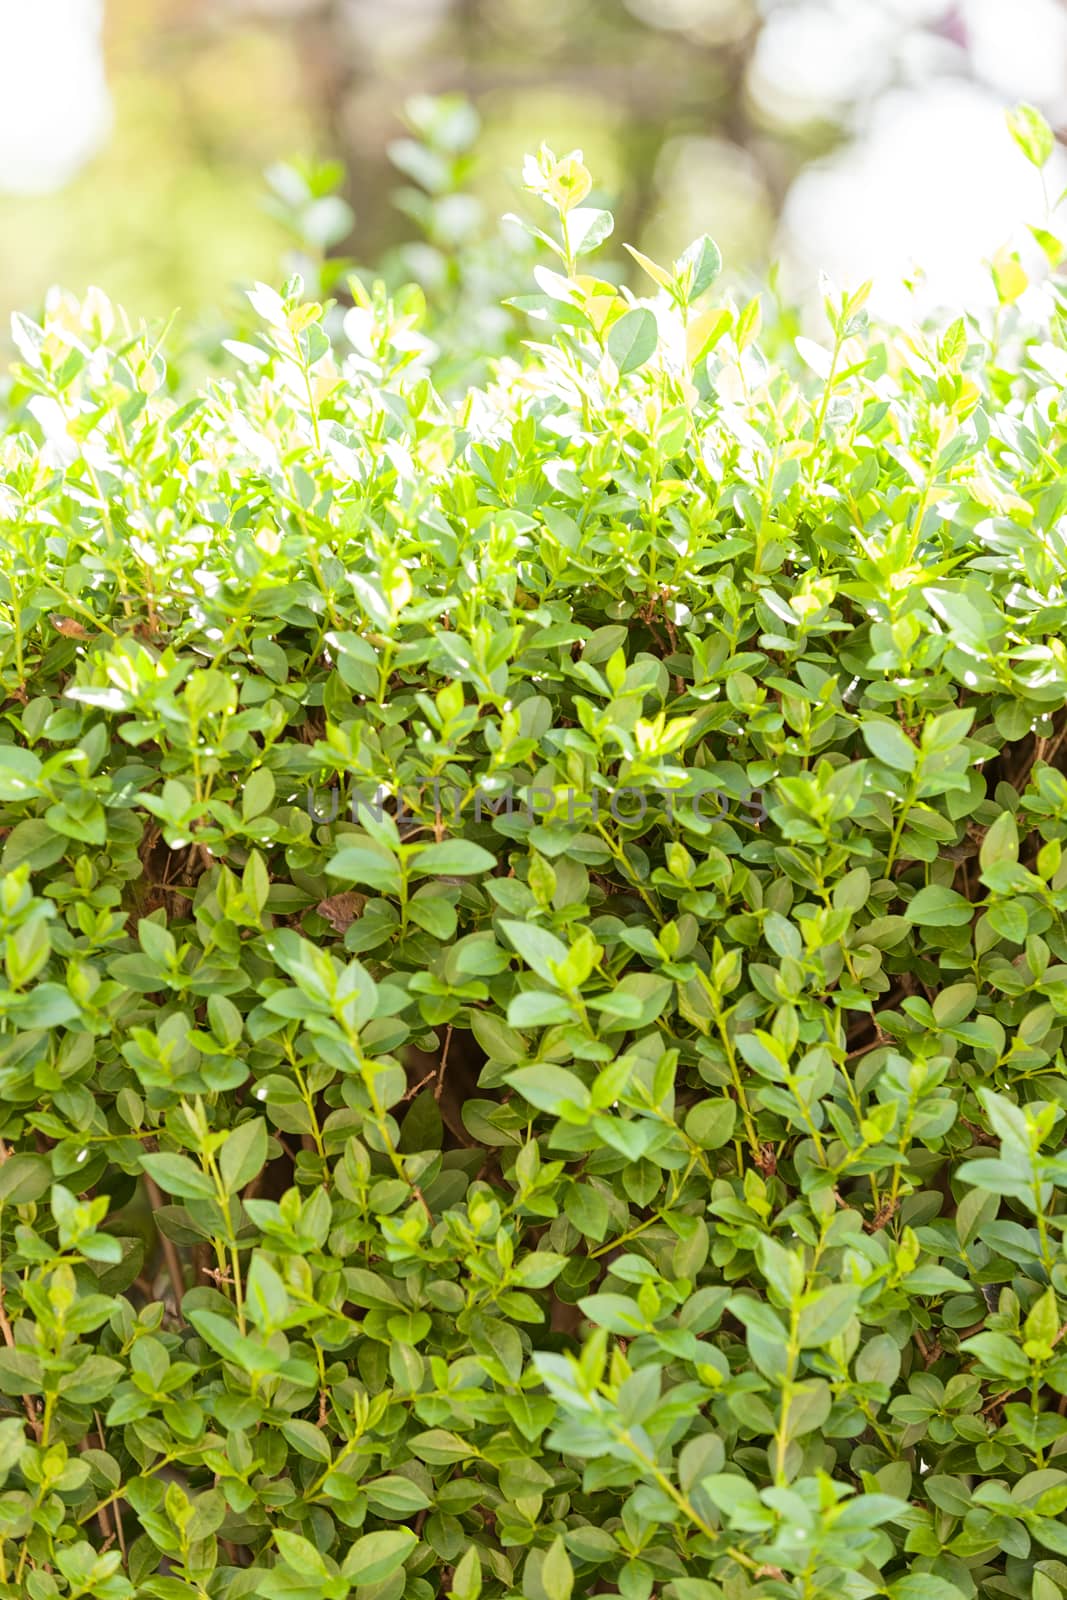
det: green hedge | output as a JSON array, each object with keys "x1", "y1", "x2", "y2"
[{"x1": 2, "y1": 123, "x2": 1067, "y2": 1600}]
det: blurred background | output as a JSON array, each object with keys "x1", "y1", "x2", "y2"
[{"x1": 0, "y1": 0, "x2": 1064, "y2": 331}]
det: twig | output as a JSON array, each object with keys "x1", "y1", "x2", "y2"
[
  {"x1": 400, "y1": 1070, "x2": 436, "y2": 1103},
  {"x1": 144, "y1": 1174, "x2": 186, "y2": 1311},
  {"x1": 94, "y1": 1410, "x2": 126, "y2": 1561},
  {"x1": 434, "y1": 1025, "x2": 453, "y2": 1102},
  {"x1": 0, "y1": 1284, "x2": 40, "y2": 1440}
]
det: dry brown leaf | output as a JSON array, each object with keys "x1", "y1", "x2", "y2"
[{"x1": 316, "y1": 891, "x2": 366, "y2": 933}]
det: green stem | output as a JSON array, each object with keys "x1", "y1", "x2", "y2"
[
  {"x1": 614, "y1": 1425, "x2": 760, "y2": 1574},
  {"x1": 773, "y1": 1302, "x2": 801, "y2": 1485}
]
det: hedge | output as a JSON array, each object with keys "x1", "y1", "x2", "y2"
[{"x1": 1, "y1": 115, "x2": 1067, "y2": 1600}]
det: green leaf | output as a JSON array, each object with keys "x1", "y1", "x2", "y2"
[
  {"x1": 275, "y1": 1530, "x2": 331, "y2": 1579},
  {"x1": 624, "y1": 244, "x2": 675, "y2": 294},
  {"x1": 449, "y1": 1546, "x2": 482, "y2": 1600},
  {"x1": 343, "y1": 1269, "x2": 402, "y2": 1310},
  {"x1": 607, "y1": 307, "x2": 658, "y2": 374},
  {"x1": 1024, "y1": 1285, "x2": 1059, "y2": 1352},
  {"x1": 541, "y1": 1537, "x2": 573, "y2": 1600},
  {"x1": 566, "y1": 207, "x2": 614, "y2": 257},
  {"x1": 0, "y1": 1416, "x2": 27, "y2": 1479},
  {"x1": 979, "y1": 809, "x2": 1019, "y2": 871},
  {"x1": 988, "y1": 898, "x2": 1028, "y2": 943},
  {"x1": 506, "y1": 1064, "x2": 590, "y2": 1114},
  {"x1": 0, "y1": 1349, "x2": 41, "y2": 1394},
  {"x1": 0, "y1": 1154, "x2": 51, "y2": 1204},
  {"x1": 861, "y1": 720, "x2": 917, "y2": 772},
  {"x1": 246, "y1": 1253, "x2": 289, "y2": 1331},
  {"x1": 1007, "y1": 102, "x2": 1055, "y2": 168},
  {"x1": 924, "y1": 584, "x2": 998, "y2": 649},
  {"x1": 890, "y1": 1578, "x2": 968, "y2": 1600},
  {"x1": 796, "y1": 1285, "x2": 859, "y2": 1349},
  {"x1": 960, "y1": 1331, "x2": 1030, "y2": 1383},
  {"x1": 327, "y1": 841, "x2": 403, "y2": 895},
  {"x1": 578, "y1": 1293, "x2": 646, "y2": 1334},
  {"x1": 676, "y1": 233, "x2": 722, "y2": 299},
  {"x1": 219, "y1": 1117, "x2": 268, "y2": 1192},
  {"x1": 141, "y1": 1152, "x2": 215, "y2": 1200},
  {"x1": 684, "y1": 1098, "x2": 736, "y2": 1150},
  {"x1": 280, "y1": 1419, "x2": 332, "y2": 1464},
  {"x1": 855, "y1": 1333, "x2": 901, "y2": 1388},
  {"x1": 242, "y1": 767, "x2": 276, "y2": 820},
  {"x1": 363, "y1": 1475, "x2": 432, "y2": 1517},
  {"x1": 58, "y1": 1356, "x2": 123, "y2": 1404},
  {"x1": 340, "y1": 1529, "x2": 418, "y2": 1585},
  {"x1": 500, "y1": 921, "x2": 570, "y2": 985},
  {"x1": 0, "y1": 746, "x2": 42, "y2": 800},
  {"x1": 905, "y1": 885, "x2": 975, "y2": 927},
  {"x1": 507, "y1": 990, "x2": 576, "y2": 1028},
  {"x1": 187, "y1": 1309, "x2": 283, "y2": 1375},
  {"x1": 411, "y1": 840, "x2": 496, "y2": 876},
  {"x1": 407, "y1": 1428, "x2": 478, "y2": 1464}
]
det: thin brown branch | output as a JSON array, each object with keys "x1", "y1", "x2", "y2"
[
  {"x1": 143, "y1": 1174, "x2": 186, "y2": 1312},
  {"x1": 0, "y1": 1283, "x2": 40, "y2": 1440}
]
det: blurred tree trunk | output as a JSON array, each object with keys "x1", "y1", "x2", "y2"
[{"x1": 205, "y1": 0, "x2": 794, "y2": 268}]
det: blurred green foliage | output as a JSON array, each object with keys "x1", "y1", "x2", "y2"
[
  {"x1": 0, "y1": 0, "x2": 831, "y2": 328},
  {"x1": 0, "y1": 0, "x2": 309, "y2": 323}
]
